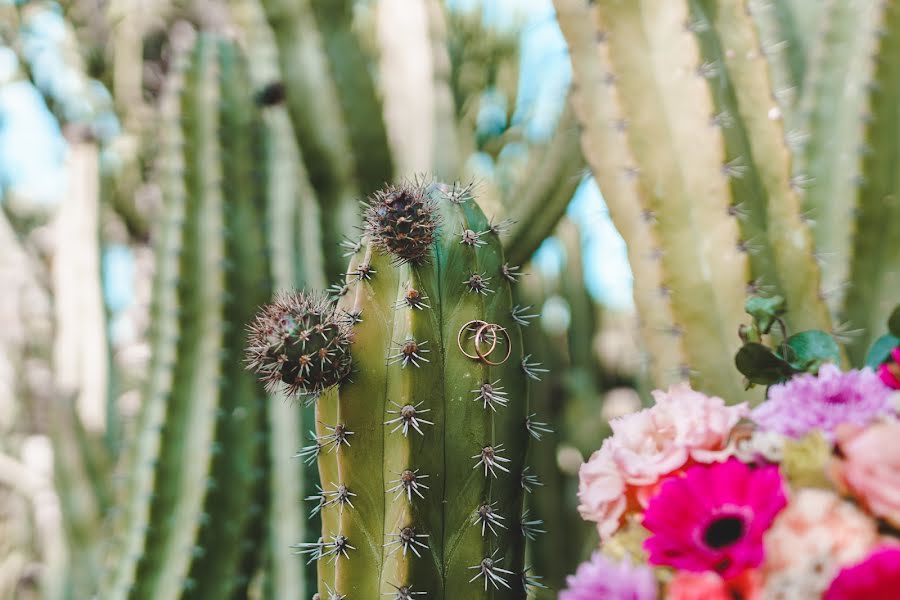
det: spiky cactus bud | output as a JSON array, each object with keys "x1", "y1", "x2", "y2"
[
  {"x1": 363, "y1": 181, "x2": 440, "y2": 265},
  {"x1": 246, "y1": 291, "x2": 353, "y2": 398}
]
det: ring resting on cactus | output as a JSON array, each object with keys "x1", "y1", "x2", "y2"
[{"x1": 247, "y1": 180, "x2": 548, "y2": 598}]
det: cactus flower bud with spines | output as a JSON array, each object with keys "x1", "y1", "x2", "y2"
[{"x1": 245, "y1": 291, "x2": 353, "y2": 399}]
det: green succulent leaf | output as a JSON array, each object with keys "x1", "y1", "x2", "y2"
[
  {"x1": 865, "y1": 333, "x2": 900, "y2": 369},
  {"x1": 735, "y1": 342, "x2": 796, "y2": 385},
  {"x1": 745, "y1": 295, "x2": 786, "y2": 334},
  {"x1": 780, "y1": 330, "x2": 841, "y2": 373}
]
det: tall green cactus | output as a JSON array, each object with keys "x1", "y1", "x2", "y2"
[
  {"x1": 248, "y1": 181, "x2": 546, "y2": 598},
  {"x1": 101, "y1": 30, "x2": 272, "y2": 599}
]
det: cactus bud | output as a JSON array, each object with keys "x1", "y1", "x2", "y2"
[
  {"x1": 363, "y1": 181, "x2": 439, "y2": 264},
  {"x1": 245, "y1": 291, "x2": 353, "y2": 398}
]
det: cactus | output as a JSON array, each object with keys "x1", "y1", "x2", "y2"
[
  {"x1": 248, "y1": 180, "x2": 544, "y2": 598},
  {"x1": 553, "y1": 0, "x2": 900, "y2": 396},
  {"x1": 101, "y1": 31, "x2": 273, "y2": 599}
]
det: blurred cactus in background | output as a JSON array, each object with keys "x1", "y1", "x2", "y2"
[{"x1": 554, "y1": 0, "x2": 900, "y2": 401}]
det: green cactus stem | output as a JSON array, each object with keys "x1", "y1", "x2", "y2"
[
  {"x1": 792, "y1": 1, "x2": 884, "y2": 314},
  {"x1": 555, "y1": 0, "x2": 756, "y2": 401},
  {"x1": 688, "y1": 0, "x2": 832, "y2": 334},
  {"x1": 102, "y1": 31, "x2": 272, "y2": 599},
  {"x1": 843, "y1": 2, "x2": 900, "y2": 364},
  {"x1": 252, "y1": 180, "x2": 542, "y2": 598}
]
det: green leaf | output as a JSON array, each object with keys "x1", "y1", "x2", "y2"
[
  {"x1": 745, "y1": 295, "x2": 786, "y2": 334},
  {"x1": 889, "y1": 305, "x2": 900, "y2": 338},
  {"x1": 735, "y1": 342, "x2": 796, "y2": 385},
  {"x1": 865, "y1": 333, "x2": 900, "y2": 369},
  {"x1": 780, "y1": 330, "x2": 841, "y2": 373}
]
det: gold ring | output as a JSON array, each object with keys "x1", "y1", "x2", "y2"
[
  {"x1": 457, "y1": 320, "x2": 497, "y2": 360},
  {"x1": 475, "y1": 324, "x2": 511, "y2": 366}
]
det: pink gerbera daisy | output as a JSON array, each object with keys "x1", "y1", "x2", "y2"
[
  {"x1": 642, "y1": 459, "x2": 787, "y2": 579},
  {"x1": 824, "y1": 546, "x2": 900, "y2": 600}
]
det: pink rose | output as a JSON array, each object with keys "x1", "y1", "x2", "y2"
[
  {"x1": 833, "y1": 421, "x2": 900, "y2": 527},
  {"x1": 577, "y1": 383, "x2": 747, "y2": 539}
]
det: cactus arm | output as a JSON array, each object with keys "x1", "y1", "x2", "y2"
[
  {"x1": 428, "y1": 0, "x2": 461, "y2": 180},
  {"x1": 705, "y1": 0, "x2": 832, "y2": 331},
  {"x1": 310, "y1": 0, "x2": 394, "y2": 191},
  {"x1": 101, "y1": 40, "x2": 190, "y2": 599},
  {"x1": 795, "y1": 2, "x2": 885, "y2": 313},
  {"x1": 689, "y1": 0, "x2": 832, "y2": 333},
  {"x1": 375, "y1": 0, "x2": 435, "y2": 177},
  {"x1": 132, "y1": 34, "x2": 226, "y2": 599},
  {"x1": 588, "y1": 0, "x2": 751, "y2": 401},
  {"x1": 256, "y1": 0, "x2": 360, "y2": 280},
  {"x1": 553, "y1": 0, "x2": 690, "y2": 391},
  {"x1": 183, "y1": 39, "x2": 270, "y2": 598},
  {"x1": 843, "y1": 3, "x2": 900, "y2": 364},
  {"x1": 503, "y1": 105, "x2": 585, "y2": 267}
]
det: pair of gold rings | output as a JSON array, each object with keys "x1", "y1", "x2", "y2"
[{"x1": 456, "y1": 320, "x2": 511, "y2": 365}]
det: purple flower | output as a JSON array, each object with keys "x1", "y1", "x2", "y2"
[
  {"x1": 560, "y1": 552, "x2": 658, "y2": 600},
  {"x1": 751, "y1": 364, "x2": 894, "y2": 440}
]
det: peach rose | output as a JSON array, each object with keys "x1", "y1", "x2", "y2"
[
  {"x1": 764, "y1": 489, "x2": 877, "y2": 572},
  {"x1": 577, "y1": 383, "x2": 747, "y2": 539},
  {"x1": 832, "y1": 421, "x2": 900, "y2": 528}
]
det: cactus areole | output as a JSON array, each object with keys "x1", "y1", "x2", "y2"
[{"x1": 248, "y1": 180, "x2": 546, "y2": 598}]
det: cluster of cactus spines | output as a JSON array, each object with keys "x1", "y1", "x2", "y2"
[
  {"x1": 259, "y1": 179, "x2": 543, "y2": 598},
  {"x1": 554, "y1": 0, "x2": 751, "y2": 401},
  {"x1": 102, "y1": 32, "x2": 273, "y2": 599},
  {"x1": 246, "y1": 291, "x2": 353, "y2": 400}
]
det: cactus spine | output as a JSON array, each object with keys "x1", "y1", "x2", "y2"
[{"x1": 103, "y1": 31, "x2": 271, "y2": 599}]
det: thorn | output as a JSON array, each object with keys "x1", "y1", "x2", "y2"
[
  {"x1": 522, "y1": 566, "x2": 547, "y2": 592},
  {"x1": 511, "y1": 305, "x2": 538, "y2": 326},
  {"x1": 526, "y1": 414, "x2": 553, "y2": 441},
  {"x1": 521, "y1": 466, "x2": 543, "y2": 493},
  {"x1": 521, "y1": 355, "x2": 548, "y2": 381},
  {"x1": 501, "y1": 263, "x2": 522, "y2": 283},
  {"x1": 323, "y1": 482, "x2": 356, "y2": 513},
  {"x1": 488, "y1": 217, "x2": 516, "y2": 236},
  {"x1": 395, "y1": 285, "x2": 431, "y2": 310},
  {"x1": 340, "y1": 236, "x2": 362, "y2": 256},
  {"x1": 385, "y1": 401, "x2": 434, "y2": 436},
  {"x1": 464, "y1": 273, "x2": 494, "y2": 295},
  {"x1": 460, "y1": 228, "x2": 488, "y2": 247},
  {"x1": 521, "y1": 509, "x2": 546, "y2": 540},
  {"x1": 473, "y1": 444, "x2": 510, "y2": 478},
  {"x1": 468, "y1": 550, "x2": 514, "y2": 591},
  {"x1": 387, "y1": 337, "x2": 431, "y2": 368},
  {"x1": 387, "y1": 469, "x2": 430, "y2": 502},
  {"x1": 472, "y1": 380, "x2": 509, "y2": 411},
  {"x1": 384, "y1": 527, "x2": 429, "y2": 558},
  {"x1": 472, "y1": 502, "x2": 506, "y2": 537},
  {"x1": 304, "y1": 485, "x2": 326, "y2": 517}
]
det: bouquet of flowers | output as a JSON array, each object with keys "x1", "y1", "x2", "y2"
[{"x1": 562, "y1": 303, "x2": 900, "y2": 600}]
